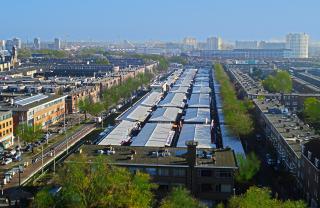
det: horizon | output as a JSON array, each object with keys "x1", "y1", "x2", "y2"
[{"x1": 1, "y1": 0, "x2": 320, "y2": 42}]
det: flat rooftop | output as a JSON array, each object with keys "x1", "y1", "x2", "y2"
[{"x1": 70, "y1": 145, "x2": 237, "y2": 168}]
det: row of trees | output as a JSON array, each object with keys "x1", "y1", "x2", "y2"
[
  {"x1": 218, "y1": 186, "x2": 306, "y2": 208},
  {"x1": 33, "y1": 156, "x2": 205, "y2": 208},
  {"x1": 127, "y1": 54, "x2": 169, "y2": 72},
  {"x1": 235, "y1": 153, "x2": 260, "y2": 183},
  {"x1": 214, "y1": 63, "x2": 254, "y2": 136},
  {"x1": 17, "y1": 48, "x2": 68, "y2": 59},
  {"x1": 15, "y1": 123, "x2": 43, "y2": 144},
  {"x1": 302, "y1": 97, "x2": 320, "y2": 132},
  {"x1": 262, "y1": 70, "x2": 292, "y2": 93},
  {"x1": 78, "y1": 72, "x2": 154, "y2": 119}
]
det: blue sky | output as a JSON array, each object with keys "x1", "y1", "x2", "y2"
[{"x1": 2, "y1": 0, "x2": 319, "y2": 42}]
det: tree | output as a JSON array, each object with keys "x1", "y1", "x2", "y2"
[
  {"x1": 15, "y1": 123, "x2": 43, "y2": 144},
  {"x1": 160, "y1": 187, "x2": 205, "y2": 208},
  {"x1": 224, "y1": 186, "x2": 306, "y2": 208},
  {"x1": 33, "y1": 188, "x2": 55, "y2": 208},
  {"x1": 262, "y1": 71, "x2": 292, "y2": 93},
  {"x1": 17, "y1": 48, "x2": 32, "y2": 59},
  {"x1": 236, "y1": 153, "x2": 260, "y2": 183},
  {"x1": 303, "y1": 97, "x2": 320, "y2": 132},
  {"x1": 78, "y1": 98, "x2": 91, "y2": 120},
  {"x1": 214, "y1": 63, "x2": 254, "y2": 136},
  {"x1": 87, "y1": 102, "x2": 105, "y2": 117},
  {"x1": 95, "y1": 58, "x2": 110, "y2": 65},
  {"x1": 33, "y1": 155, "x2": 157, "y2": 208}
]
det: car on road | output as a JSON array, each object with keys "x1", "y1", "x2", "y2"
[{"x1": 2, "y1": 158, "x2": 12, "y2": 165}]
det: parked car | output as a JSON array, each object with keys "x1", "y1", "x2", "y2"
[
  {"x1": 265, "y1": 153, "x2": 275, "y2": 166},
  {"x1": 2, "y1": 158, "x2": 12, "y2": 165}
]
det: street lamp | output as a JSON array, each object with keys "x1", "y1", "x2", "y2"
[
  {"x1": 233, "y1": 188, "x2": 236, "y2": 197},
  {"x1": 41, "y1": 145, "x2": 44, "y2": 174},
  {"x1": 53, "y1": 148, "x2": 56, "y2": 174}
]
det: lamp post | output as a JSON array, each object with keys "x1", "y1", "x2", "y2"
[
  {"x1": 41, "y1": 145, "x2": 44, "y2": 174},
  {"x1": 53, "y1": 148, "x2": 56, "y2": 174},
  {"x1": 233, "y1": 188, "x2": 236, "y2": 197}
]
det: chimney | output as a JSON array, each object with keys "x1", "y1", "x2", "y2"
[{"x1": 186, "y1": 141, "x2": 198, "y2": 167}]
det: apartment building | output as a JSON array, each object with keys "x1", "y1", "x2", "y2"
[
  {"x1": 70, "y1": 141, "x2": 237, "y2": 205},
  {"x1": 300, "y1": 139, "x2": 320, "y2": 208},
  {"x1": 0, "y1": 111, "x2": 13, "y2": 149},
  {"x1": 0, "y1": 94, "x2": 66, "y2": 130}
]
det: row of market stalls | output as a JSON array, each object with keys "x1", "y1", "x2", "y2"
[{"x1": 99, "y1": 67, "x2": 216, "y2": 149}]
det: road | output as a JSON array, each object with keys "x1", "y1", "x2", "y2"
[{"x1": 2, "y1": 123, "x2": 96, "y2": 200}]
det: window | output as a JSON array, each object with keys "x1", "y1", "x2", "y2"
[
  {"x1": 173, "y1": 168, "x2": 186, "y2": 177},
  {"x1": 200, "y1": 169, "x2": 212, "y2": 177},
  {"x1": 145, "y1": 168, "x2": 157, "y2": 176},
  {"x1": 218, "y1": 171, "x2": 232, "y2": 178},
  {"x1": 128, "y1": 167, "x2": 140, "y2": 174},
  {"x1": 216, "y1": 184, "x2": 221, "y2": 192},
  {"x1": 158, "y1": 168, "x2": 170, "y2": 176},
  {"x1": 221, "y1": 184, "x2": 232, "y2": 193},
  {"x1": 201, "y1": 184, "x2": 213, "y2": 192}
]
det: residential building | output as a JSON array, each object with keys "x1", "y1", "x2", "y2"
[
  {"x1": 54, "y1": 38, "x2": 61, "y2": 50},
  {"x1": 71, "y1": 142, "x2": 237, "y2": 205},
  {"x1": 259, "y1": 41, "x2": 286, "y2": 49},
  {"x1": 235, "y1": 41, "x2": 258, "y2": 49},
  {"x1": 286, "y1": 33, "x2": 309, "y2": 58},
  {"x1": 0, "y1": 111, "x2": 14, "y2": 149},
  {"x1": 0, "y1": 94, "x2": 66, "y2": 130},
  {"x1": 12, "y1": 38, "x2": 21, "y2": 49},
  {"x1": 0, "y1": 40, "x2": 5, "y2": 50},
  {"x1": 300, "y1": 139, "x2": 320, "y2": 208},
  {"x1": 183, "y1": 37, "x2": 197, "y2": 49},
  {"x1": 34, "y1": 38, "x2": 41, "y2": 50},
  {"x1": 206, "y1": 37, "x2": 222, "y2": 50},
  {"x1": 5, "y1": 40, "x2": 14, "y2": 51}
]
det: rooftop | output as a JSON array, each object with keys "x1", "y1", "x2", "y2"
[{"x1": 70, "y1": 145, "x2": 237, "y2": 168}]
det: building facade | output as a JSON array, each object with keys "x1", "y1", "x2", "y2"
[
  {"x1": 206, "y1": 37, "x2": 222, "y2": 50},
  {"x1": 286, "y1": 33, "x2": 309, "y2": 58},
  {"x1": 300, "y1": 139, "x2": 320, "y2": 208},
  {"x1": 0, "y1": 111, "x2": 14, "y2": 149}
]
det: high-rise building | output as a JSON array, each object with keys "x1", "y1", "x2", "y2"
[
  {"x1": 286, "y1": 33, "x2": 309, "y2": 58},
  {"x1": 206, "y1": 37, "x2": 222, "y2": 50},
  {"x1": 0, "y1": 40, "x2": 5, "y2": 50},
  {"x1": 54, "y1": 38, "x2": 61, "y2": 50},
  {"x1": 235, "y1": 41, "x2": 258, "y2": 49},
  {"x1": 183, "y1": 37, "x2": 197, "y2": 49},
  {"x1": 12, "y1": 38, "x2": 21, "y2": 49},
  {"x1": 34, "y1": 38, "x2": 41, "y2": 50},
  {"x1": 5, "y1": 40, "x2": 14, "y2": 51}
]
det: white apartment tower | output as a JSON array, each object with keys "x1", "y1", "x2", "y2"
[
  {"x1": 286, "y1": 33, "x2": 309, "y2": 58},
  {"x1": 206, "y1": 37, "x2": 222, "y2": 50},
  {"x1": 183, "y1": 37, "x2": 197, "y2": 49}
]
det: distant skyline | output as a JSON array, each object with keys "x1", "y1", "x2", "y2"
[{"x1": 1, "y1": 0, "x2": 320, "y2": 42}]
